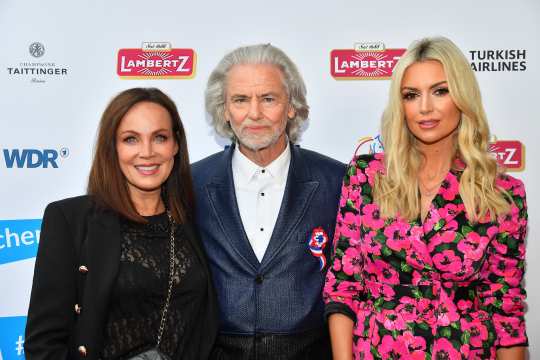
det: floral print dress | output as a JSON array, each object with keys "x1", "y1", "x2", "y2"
[{"x1": 323, "y1": 154, "x2": 528, "y2": 359}]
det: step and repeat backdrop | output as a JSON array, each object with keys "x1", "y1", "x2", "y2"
[{"x1": 0, "y1": 0, "x2": 538, "y2": 358}]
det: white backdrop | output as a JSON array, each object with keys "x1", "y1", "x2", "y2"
[{"x1": 0, "y1": 0, "x2": 538, "y2": 358}]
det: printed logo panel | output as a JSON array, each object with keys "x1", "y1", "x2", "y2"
[
  {"x1": 331, "y1": 48, "x2": 406, "y2": 79},
  {"x1": 0, "y1": 220, "x2": 42, "y2": 265},
  {"x1": 489, "y1": 140, "x2": 524, "y2": 171},
  {"x1": 469, "y1": 49, "x2": 527, "y2": 72},
  {"x1": 2, "y1": 148, "x2": 69, "y2": 169},
  {"x1": 117, "y1": 46, "x2": 196, "y2": 79},
  {"x1": 0, "y1": 316, "x2": 27, "y2": 359},
  {"x1": 5, "y1": 42, "x2": 69, "y2": 84}
]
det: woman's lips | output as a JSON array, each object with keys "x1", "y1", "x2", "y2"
[
  {"x1": 135, "y1": 164, "x2": 159, "y2": 175},
  {"x1": 418, "y1": 119, "x2": 440, "y2": 129}
]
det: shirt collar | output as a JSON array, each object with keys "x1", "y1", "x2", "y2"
[{"x1": 232, "y1": 141, "x2": 291, "y2": 186}]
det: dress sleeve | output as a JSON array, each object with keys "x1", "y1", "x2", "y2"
[
  {"x1": 323, "y1": 156, "x2": 369, "y2": 321},
  {"x1": 477, "y1": 176, "x2": 528, "y2": 348},
  {"x1": 25, "y1": 202, "x2": 77, "y2": 360}
]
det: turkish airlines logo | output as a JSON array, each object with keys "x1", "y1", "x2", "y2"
[
  {"x1": 117, "y1": 42, "x2": 195, "y2": 79},
  {"x1": 331, "y1": 42, "x2": 406, "y2": 80},
  {"x1": 489, "y1": 140, "x2": 524, "y2": 171}
]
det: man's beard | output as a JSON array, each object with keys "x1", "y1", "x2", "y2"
[{"x1": 231, "y1": 118, "x2": 286, "y2": 152}]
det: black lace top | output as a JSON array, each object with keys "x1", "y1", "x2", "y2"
[{"x1": 100, "y1": 213, "x2": 206, "y2": 359}]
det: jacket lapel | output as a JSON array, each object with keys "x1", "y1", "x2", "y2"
[
  {"x1": 204, "y1": 146, "x2": 260, "y2": 271},
  {"x1": 261, "y1": 145, "x2": 319, "y2": 269},
  {"x1": 78, "y1": 209, "x2": 121, "y2": 357},
  {"x1": 422, "y1": 170, "x2": 463, "y2": 242}
]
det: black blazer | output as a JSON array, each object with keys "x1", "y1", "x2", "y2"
[{"x1": 24, "y1": 195, "x2": 218, "y2": 360}]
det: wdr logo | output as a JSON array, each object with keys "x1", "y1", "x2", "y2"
[
  {"x1": 0, "y1": 316, "x2": 26, "y2": 359},
  {"x1": 0, "y1": 220, "x2": 42, "y2": 265},
  {"x1": 2, "y1": 148, "x2": 69, "y2": 168}
]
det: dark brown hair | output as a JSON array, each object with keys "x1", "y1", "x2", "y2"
[{"x1": 87, "y1": 87, "x2": 194, "y2": 224}]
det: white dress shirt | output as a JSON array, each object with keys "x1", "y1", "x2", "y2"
[{"x1": 231, "y1": 142, "x2": 291, "y2": 262}]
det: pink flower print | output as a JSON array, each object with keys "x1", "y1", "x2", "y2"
[
  {"x1": 432, "y1": 337, "x2": 461, "y2": 360},
  {"x1": 365, "y1": 158, "x2": 384, "y2": 186},
  {"x1": 498, "y1": 210, "x2": 520, "y2": 234},
  {"x1": 354, "y1": 308, "x2": 374, "y2": 337},
  {"x1": 442, "y1": 258, "x2": 475, "y2": 281},
  {"x1": 362, "y1": 203, "x2": 385, "y2": 230},
  {"x1": 411, "y1": 270, "x2": 425, "y2": 286},
  {"x1": 502, "y1": 288, "x2": 525, "y2": 314},
  {"x1": 396, "y1": 331, "x2": 427, "y2": 359},
  {"x1": 379, "y1": 335, "x2": 400, "y2": 359},
  {"x1": 384, "y1": 220, "x2": 411, "y2": 251},
  {"x1": 376, "y1": 309, "x2": 407, "y2": 331},
  {"x1": 456, "y1": 299, "x2": 473, "y2": 312},
  {"x1": 336, "y1": 280, "x2": 363, "y2": 295},
  {"x1": 396, "y1": 296, "x2": 418, "y2": 322},
  {"x1": 350, "y1": 167, "x2": 367, "y2": 186},
  {"x1": 422, "y1": 213, "x2": 437, "y2": 233},
  {"x1": 332, "y1": 257, "x2": 342, "y2": 272},
  {"x1": 380, "y1": 283, "x2": 397, "y2": 300},
  {"x1": 493, "y1": 313, "x2": 527, "y2": 346},
  {"x1": 417, "y1": 298, "x2": 436, "y2": 325},
  {"x1": 354, "y1": 337, "x2": 374, "y2": 360},
  {"x1": 408, "y1": 237, "x2": 432, "y2": 270},
  {"x1": 407, "y1": 250, "x2": 426, "y2": 271},
  {"x1": 487, "y1": 225, "x2": 502, "y2": 240},
  {"x1": 433, "y1": 249, "x2": 462, "y2": 273},
  {"x1": 457, "y1": 232, "x2": 489, "y2": 261},
  {"x1": 436, "y1": 299, "x2": 460, "y2": 326},
  {"x1": 490, "y1": 254, "x2": 520, "y2": 286},
  {"x1": 342, "y1": 247, "x2": 363, "y2": 276},
  {"x1": 469, "y1": 348, "x2": 495, "y2": 360},
  {"x1": 460, "y1": 318, "x2": 488, "y2": 348},
  {"x1": 364, "y1": 230, "x2": 382, "y2": 256},
  {"x1": 459, "y1": 344, "x2": 471, "y2": 359},
  {"x1": 496, "y1": 175, "x2": 513, "y2": 191},
  {"x1": 323, "y1": 271, "x2": 336, "y2": 294},
  {"x1": 509, "y1": 177, "x2": 526, "y2": 197},
  {"x1": 338, "y1": 189, "x2": 351, "y2": 207},
  {"x1": 438, "y1": 203, "x2": 462, "y2": 222},
  {"x1": 428, "y1": 230, "x2": 456, "y2": 252},
  {"x1": 369, "y1": 259, "x2": 400, "y2": 285},
  {"x1": 365, "y1": 280, "x2": 396, "y2": 301},
  {"x1": 440, "y1": 173, "x2": 460, "y2": 201},
  {"x1": 340, "y1": 212, "x2": 362, "y2": 241}
]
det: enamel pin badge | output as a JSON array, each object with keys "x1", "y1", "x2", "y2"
[{"x1": 308, "y1": 227, "x2": 329, "y2": 271}]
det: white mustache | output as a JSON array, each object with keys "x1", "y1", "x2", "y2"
[{"x1": 238, "y1": 119, "x2": 273, "y2": 131}]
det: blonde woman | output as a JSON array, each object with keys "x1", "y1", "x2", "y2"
[{"x1": 324, "y1": 37, "x2": 527, "y2": 360}]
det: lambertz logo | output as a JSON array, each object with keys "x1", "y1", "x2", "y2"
[
  {"x1": 117, "y1": 42, "x2": 196, "y2": 79},
  {"x1": 6, "y1": 42, "x2": 69, "y2": 84},
  {"x1": 489, "y1": 140, "x2": 524, "y2": 171},
  {"x1": 469, "y1": 49, "x2": 526, "y2": 72},
  {"x1": 0, "y1": 219, "x2": 41, "y2": 265},
  {"x1": 331, "y1": 42, "x2": 406, "y2": 80},
  {"x1": 0, "y1": 316, "x2": 27, "y2": 359},
  {"x1": 2, "y1": 148, "x2": 69, "y2": 169}
]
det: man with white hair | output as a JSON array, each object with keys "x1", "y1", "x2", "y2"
[{"x1": 192, "y1": 44, "x2": 345, "y2": 359}]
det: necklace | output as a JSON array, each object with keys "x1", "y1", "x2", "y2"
[{"x1": 418, "y1": 172, "x2": 448, "y2": 198}]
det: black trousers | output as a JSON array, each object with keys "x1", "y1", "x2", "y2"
[{"x1": 210, "y1": 327, "x2": 332, "y2": 360}]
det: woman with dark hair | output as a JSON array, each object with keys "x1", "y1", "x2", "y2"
[
  {"x1": 324, "y1": 37, "x2": 527, "y2": 359},
  {"x1": 25, "y1": 88, "x2": 218, "y2": 360}
]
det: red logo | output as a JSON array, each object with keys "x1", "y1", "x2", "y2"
[
  {"x1": 331, "y1": 43, "x2": 406, "y2": 80},
  {"x1": 117, "y1": 43, "x2": 195, "y2": 79},
  {"x1": 489, "y1": 140, "x2": 524, "y2": 171}
]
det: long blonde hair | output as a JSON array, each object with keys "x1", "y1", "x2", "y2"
[{"x1": 376, "y1": 37, "x2": 510, "y2": 222}]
